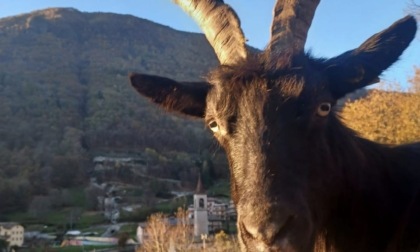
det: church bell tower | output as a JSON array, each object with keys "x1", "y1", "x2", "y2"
[{"x1": 193, "y1": 175, "x2": 208, "y2": 239}]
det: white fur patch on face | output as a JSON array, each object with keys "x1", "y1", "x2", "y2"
[{"x1": 219, "y1": 125, "x2": 228, "y2": 136}]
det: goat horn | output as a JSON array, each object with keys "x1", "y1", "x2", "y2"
[
  {"x1": 173, "y1": 0, "x2": 247, "y2": 65},
  {"x1": 268, "y1": 0, "x2": 320, "y2": 55}
]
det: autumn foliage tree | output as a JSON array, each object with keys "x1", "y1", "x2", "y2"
[{"x1": 341, "y1": 68, "x2": 420, "y2": 145}]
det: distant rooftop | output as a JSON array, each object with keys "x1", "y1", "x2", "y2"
[{"x1": 0, "y1": 222, "x2": 22, "y2": 229}]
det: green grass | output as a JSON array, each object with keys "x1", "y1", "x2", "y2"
[
  {"x1": 4, "y1": 212, "x2": 38, "y2": 224},
  {"x1": 5, "y1": 209, "x2": 104, "y2": 231},
  {"x1": 44, "y1": 210, "x2": 71, "y2": 225},
  {"x1": 80, "y1": 226, "x2": 107, "y2": 235},
  {"x1": 119, "y1": 223, "x2": 138, "y2": 236},
  {"x1": 120, "y1": 197, "x2": 190, "y2": 222},
  {"x1": 150, "y1": 199, "x2": 187, "y2": 218},
  {"x1": 68, "y1": 188, "x2": 87, "y2": 208},
  {"x1": 5, "y1": 186, "x2": 87, "y2": 223},
  {"x1": 77, "y1": 212, "x2": 105, "y2": 229}
]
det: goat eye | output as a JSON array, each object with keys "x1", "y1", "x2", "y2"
[
  {"x1": 208, "y1": 120, "x2": 219, "y2": 132},
  {"x1": 317, "y1": 102, "x2": 331, "y2": 117}
]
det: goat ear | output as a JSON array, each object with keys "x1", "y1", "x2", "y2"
[
  {"x1": 325, "y1": 16, "x2": 417, "y2": 99},
  {"x1": 130, "y1": 73, "x2": 209, "y2": 118}
]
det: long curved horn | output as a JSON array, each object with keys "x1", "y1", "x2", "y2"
[
  {"x1": 268, "y1": 0, "x2": 320, "y2": 55},
  {"x1": 173, "y1": 0, "x2": 247, "y2": 65}
]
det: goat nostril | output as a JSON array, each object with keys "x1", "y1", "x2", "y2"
[
  {"x1": 241, "y1": 216, "x2": 294, "y2": 245},
  {"x1": 240, "y1": 221, "x2": 254, "y2": 239},
  {"x1": 241, "y1": 221, "x2": 281, "y2": 245}
]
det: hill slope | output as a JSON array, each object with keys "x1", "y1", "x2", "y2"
[{"x1": 0, "y1": 8, "x2": 223, "y2": 212}]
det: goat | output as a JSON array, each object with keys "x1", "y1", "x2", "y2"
[{"x1": 130, "y1": 1, "x2": 419, "y2": 251}]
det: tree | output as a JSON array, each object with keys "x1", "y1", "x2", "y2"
[
  {"x1": 28, "y1": 196, "x2": 52, "y2": 219},
  {"x1": 140, "y1": 208, "x2": 192, "y2": 252},
  {"x1": 341, "y1": 77, "x2": 420, "y2": 145},
  {"x1": 84, "y1": 185, "x2": 105, "y2": 210},
  {"x1": 409, "y1": 67, "x2": 420, "y2": 93},
  {"x1": 49, "y1": 189, "x2": 72, "y2": 208},
  {"x1": 50, "y1": 155, "x2": 87, "y2": 188},
  {"x1": 0, "y1": 239, "x2": 9, "y2": 252},
  {"x1": 408, "y1": 0, "x2": 420, "y2": 19},
  {"x1": 138, "y1": 208, "x2": 239, "y2": 251},
  {"x1": 118, "y1": 232, "x2": 130, "y2": 249},
  {"x1": 0, "y1": 178, "x2": 31, "y2": 214}
]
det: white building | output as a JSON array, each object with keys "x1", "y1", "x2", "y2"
[
  {"x1": 0, "y1": 223, "x2": 24, "y2": 247},
  {"x1": 136, "y1": 225, "x2": 144, "y2": 245},
  {"x1": 187, "y1": 177, "x2": 238, "y2": 234},
  {"x1": 193, "y1": 176, "x2": 208, "y2": 239}
]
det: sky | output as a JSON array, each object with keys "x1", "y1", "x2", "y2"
[{"x1": 0, "y1": 1, "x2": 418, "y2": 86}]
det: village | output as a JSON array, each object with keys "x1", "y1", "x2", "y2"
[{"x1": 0, "y1": 176, "x2": 237, "y2": 251}]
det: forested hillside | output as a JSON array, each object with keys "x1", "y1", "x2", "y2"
[{"x1": 0, "y1": 8, "x2": 221, "y2": 213}]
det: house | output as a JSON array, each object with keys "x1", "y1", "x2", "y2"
[{"x1": 0, "y1": 223, "x2": 24, "y2": 247}]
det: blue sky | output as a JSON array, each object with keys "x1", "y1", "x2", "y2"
[{"x1": 0, "y1": 0, "x2": 418, "y2": 86}]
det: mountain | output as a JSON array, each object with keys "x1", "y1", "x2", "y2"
[{"x1": 0, "y1": 8, "x2": 224, "y2": 213}]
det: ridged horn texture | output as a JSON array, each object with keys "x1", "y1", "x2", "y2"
[
  {"x1": 268, "y1": 0, "x2": 320, "y2": 55},
  {"x1": 173, "y1": 0, "x2": 247, "y2": 65}
]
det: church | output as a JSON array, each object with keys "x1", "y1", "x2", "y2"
[{"x1": 188, "y1": 176, "x2": 237, "y2": 238}]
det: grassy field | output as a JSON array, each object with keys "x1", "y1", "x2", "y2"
[
  {"x1": 4, "y1": 187, "x2": 105, "y2": 230},
  {"x1": 6, "y1": 209, "x2": 105, "y2": 233},
  {"x1": 119, "y1": 223, "x2": 138, "y2": 236}
]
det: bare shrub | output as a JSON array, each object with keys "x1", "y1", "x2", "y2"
[
  {"x1": 137, "y1": 208, "x2": 240, "y2": 251},
  {"x1": 139, "y1": 208, "x2": 192, "y2": 252},
  {"x1": 213, "y1": 230, "x2": 240, "y2": 252}
]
